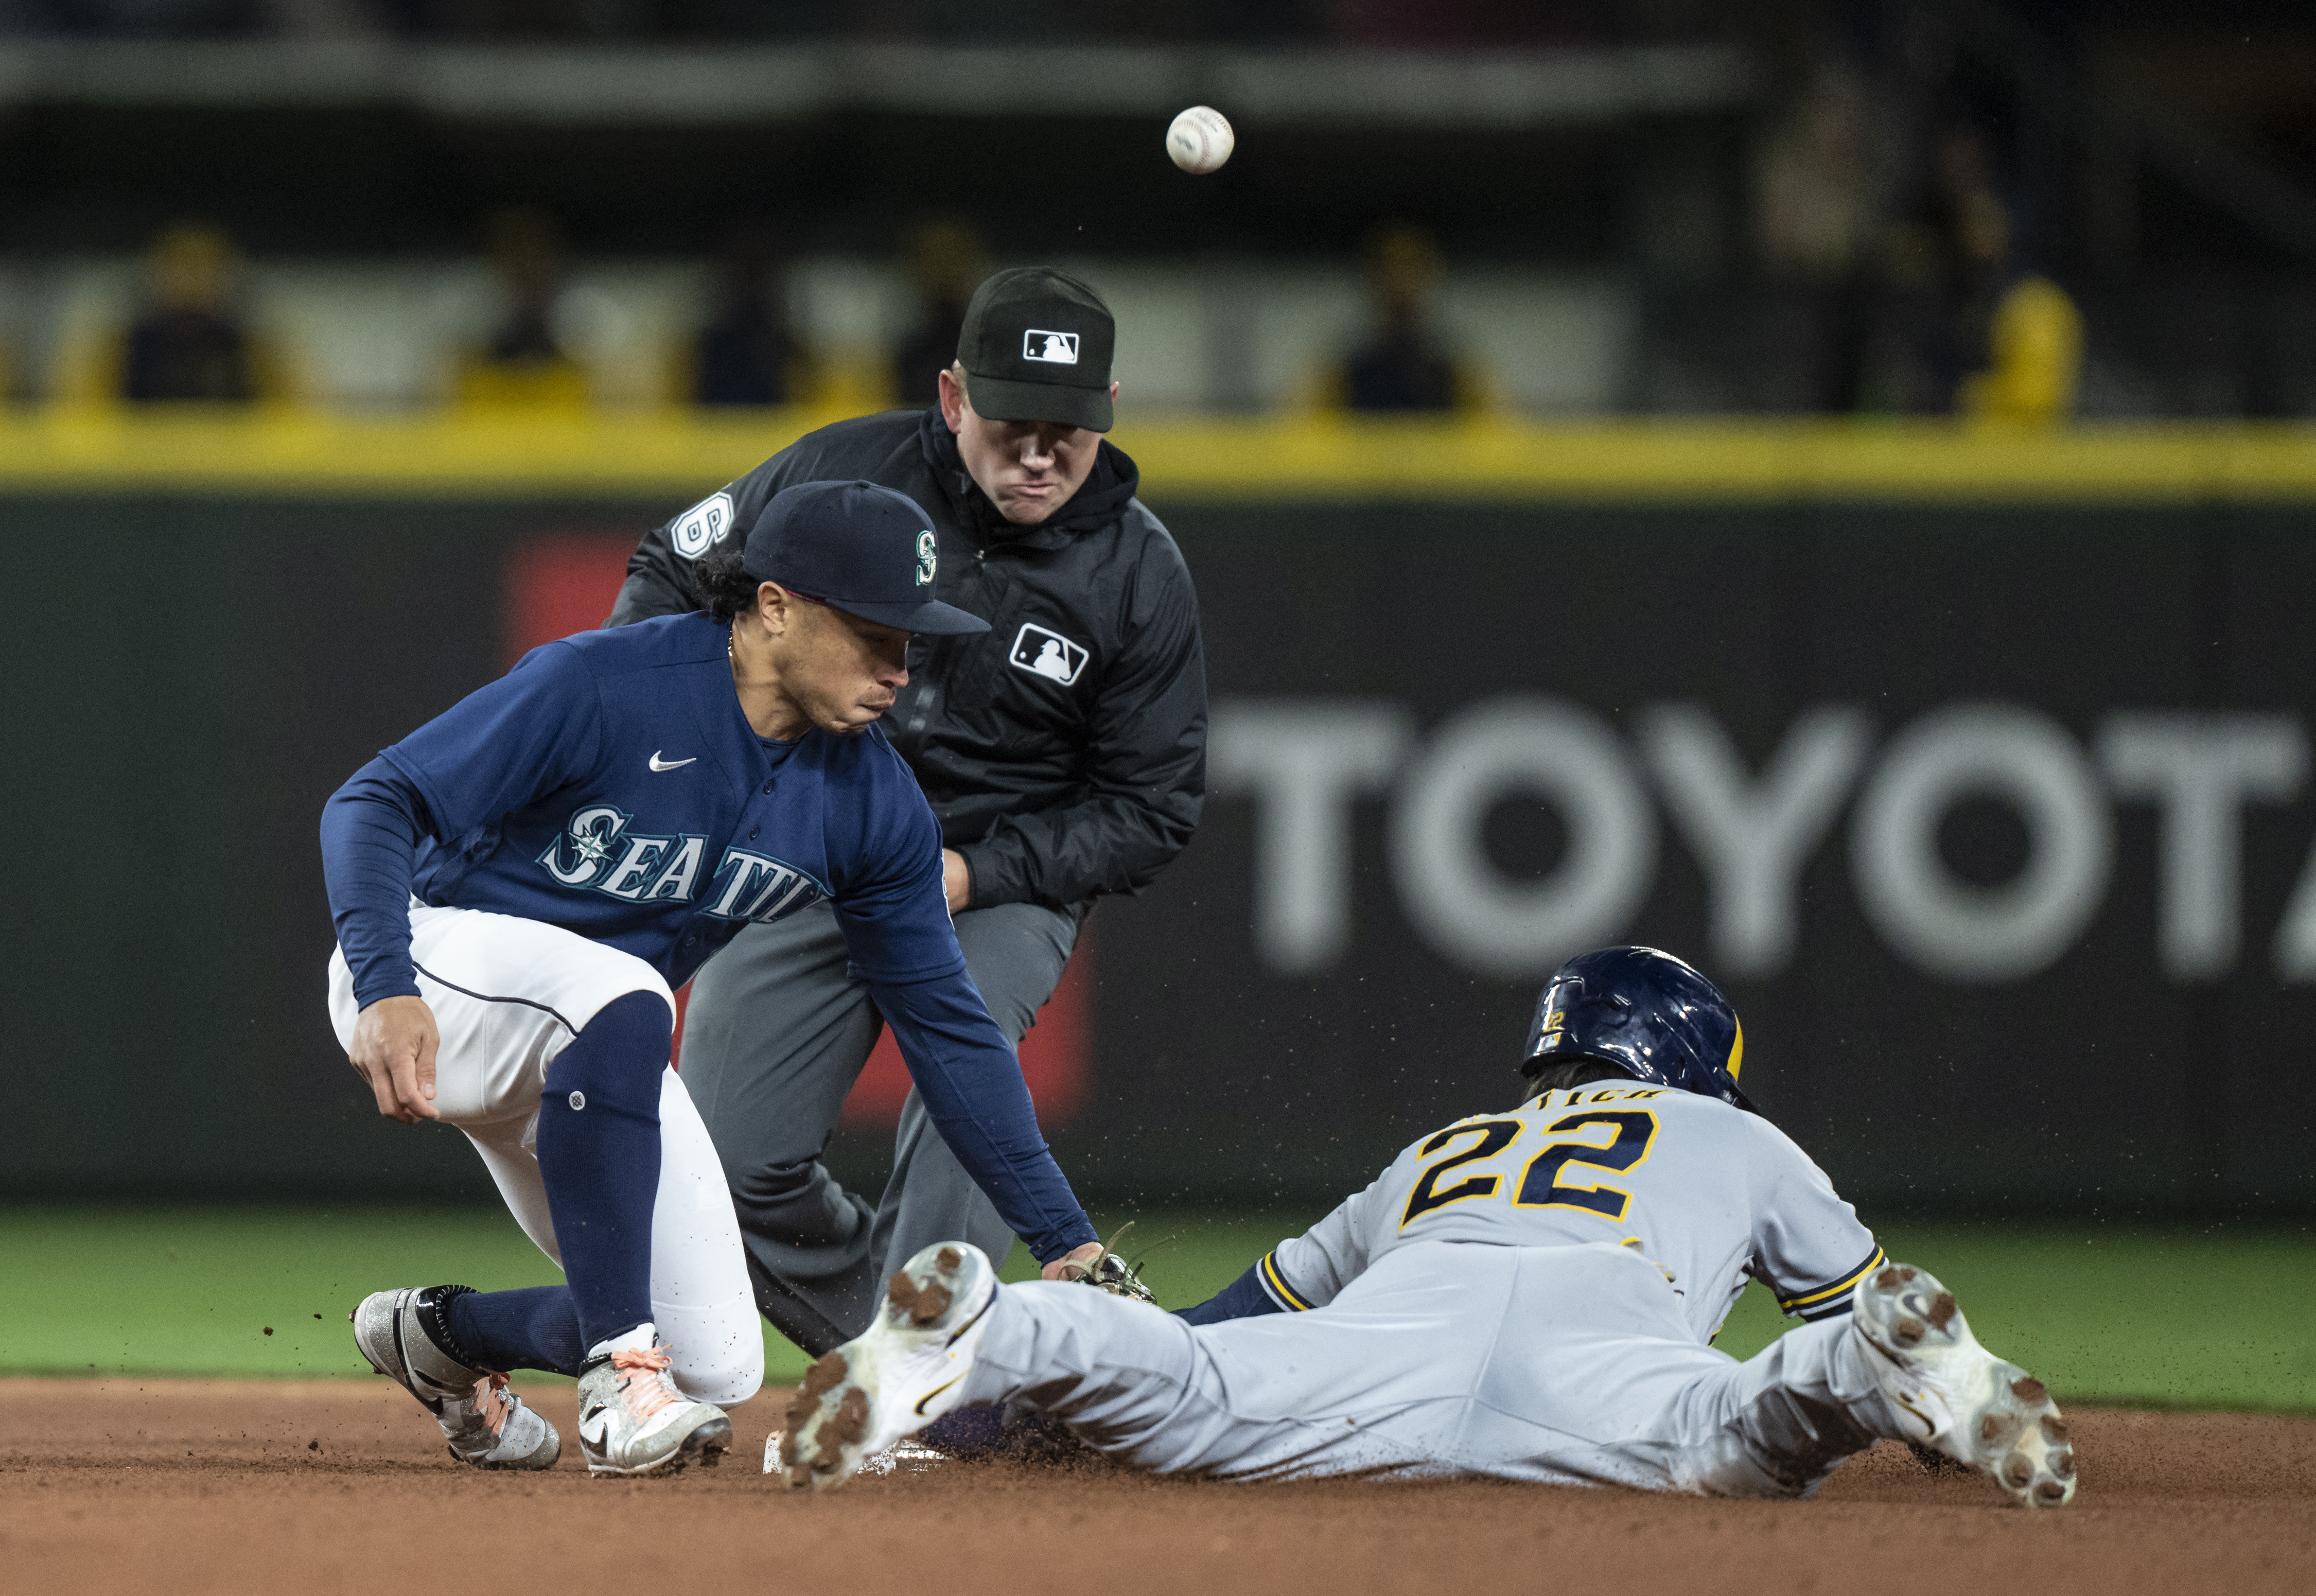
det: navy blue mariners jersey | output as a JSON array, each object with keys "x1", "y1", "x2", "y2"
[{"x1": 375, "y1": 611, "x2": 954, "y2": 999}]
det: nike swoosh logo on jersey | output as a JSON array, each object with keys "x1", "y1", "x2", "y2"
[{"x1": 648, "y1": 752, "x2": 697, "y2": 771}]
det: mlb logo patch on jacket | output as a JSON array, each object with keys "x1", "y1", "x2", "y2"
[{"x1": 1010, "y1": 623, "x2": 1089, "y2": 686}]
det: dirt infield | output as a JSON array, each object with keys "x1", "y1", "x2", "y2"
[{"x1": 4, "y1": 1380, "x2": 2310, "y2": 1595}]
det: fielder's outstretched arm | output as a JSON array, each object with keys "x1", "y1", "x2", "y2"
[{"x1": 868, "y1": 971, "x2": 1098, "y2": 1267}]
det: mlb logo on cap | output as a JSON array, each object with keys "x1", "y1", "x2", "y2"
[{"x1": 958, "y1": 267, "x2": 1116, "y2": 430}]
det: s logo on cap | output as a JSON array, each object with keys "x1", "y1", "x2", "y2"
[
  {"x1": 915, "y1": 531, "x2": 936, "y2": 586},
  {"x1": 1022, "y1": 330, "x2": 1079, "y2": 365}
]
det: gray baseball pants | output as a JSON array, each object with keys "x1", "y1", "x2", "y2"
[
  {"x1": 677, "y1": 898, "x2": 1079, "y2": 1356},
  {"x1": 958, "y1": 1240, "x2": 1900, "y2": 1494}
]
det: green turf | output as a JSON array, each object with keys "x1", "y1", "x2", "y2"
[{"x1": 4, "y1": 1206, "x2": 2311, "y2": 1412}]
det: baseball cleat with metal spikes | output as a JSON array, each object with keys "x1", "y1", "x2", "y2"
[
  {"x1": 1851, "y1": 1262, "x2": 2077, "y2": 1510},
  {"x1": 778, "y1": 1240, "x2": 997, "y2": 1492},
  {"x1": 351, "y1": 1286, "x2": 562, "y2": 1471}
]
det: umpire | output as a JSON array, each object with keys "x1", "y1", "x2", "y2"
[{"x1": 608, "y1": 267, "x2": 1206, "y2": 1355}]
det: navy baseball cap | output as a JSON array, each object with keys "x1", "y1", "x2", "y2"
[
  {"x1": 956, "y1": 267, "x2": 1115, "y2": 432},
  {"x1": 740, "y1": 481, "x2": 990, "y2": 636}
]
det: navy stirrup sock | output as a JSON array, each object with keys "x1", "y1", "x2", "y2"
[
  {"x1": 534, "y1": 989, "x2": 672, "y2": 1357},
  {"x1": 465, "y1": 991, "x2": 676, "y2": 1362},
  {"x1": 444, "y1": 1284, "x2": 585, "y2": 1377},
  {"x1": 437, "y1": 990, "x2": 672, "y2": 1376}
]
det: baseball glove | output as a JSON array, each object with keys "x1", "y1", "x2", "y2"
[{"x1": 1057, "y1": 1221, "x2": 1160, "y2": 1306}]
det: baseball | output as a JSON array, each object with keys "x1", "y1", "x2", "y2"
[{"x1": 1166, "y1": 106, "x2": 1234, "y2": 174}]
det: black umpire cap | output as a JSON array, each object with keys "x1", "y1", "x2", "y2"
[
  {"x1": 956, "y1": 267, "x2": 1116, "y2": 432},
  {"x1": 742, "y1": 481, "x2": 990, "y2": 636}
]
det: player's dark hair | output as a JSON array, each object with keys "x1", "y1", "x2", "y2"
[
  {"x1": 1516, "y1": 1056, "x2": 1633, "y2": 1104},
  {"x1": 693, "y1": 544, "x2": 764, "y2": 625}
]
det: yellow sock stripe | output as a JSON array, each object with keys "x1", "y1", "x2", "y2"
[
  {"x1": 1260, "y1": 1251, "x2": 1314, "y2": 1312},
  {"x1": 1776, "y1": 1245, "x2": 1887, "y2": 1312}
]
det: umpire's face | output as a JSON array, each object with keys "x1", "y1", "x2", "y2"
[{"x1": 939, "y1": 367, "x2": 1118, "y2": 525}]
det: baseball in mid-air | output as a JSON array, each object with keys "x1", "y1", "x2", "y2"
[{"x1": 1166, "y1": 106, "x2": 1234, "y2": 174}]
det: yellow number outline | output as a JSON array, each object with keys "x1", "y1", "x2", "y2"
[
  {"x1": 1398, "y1": 1118, "x2": 1523, "y2": 1230},
  {"x1": 1512, "y1": 1110, "x2": 1661, "y2": 1224}
]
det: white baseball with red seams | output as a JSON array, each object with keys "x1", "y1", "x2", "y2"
[{"x1": 1167, "y1": 106, "x2": 1234, "y2": 174}]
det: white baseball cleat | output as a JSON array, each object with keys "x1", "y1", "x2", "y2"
[
  {"x1": 575, "y1": 1329, "x2": 733, "y2": 1477},
  {"x1": 779, "y1": 1241, "x2": 997, "y2": 1492},
  {"x1": 350, "y1": 1286, "x2": 562, "y2": 1471},
  {"x1": 1852, "y1": 1262, "x2": 2077, "y2": 1509}
]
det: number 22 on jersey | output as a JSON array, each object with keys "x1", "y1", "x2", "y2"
[{"x1": 1399, "y1": 1110, "x2": 1663, "y2": 1229}]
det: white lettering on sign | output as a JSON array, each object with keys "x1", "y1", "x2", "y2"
[
  {"x1": 1389, "y1": 697, "x2": 1656, "y2": 981},
  {"x1": 1213, "y1": 697, "x2": 2316, "y2": 987}
]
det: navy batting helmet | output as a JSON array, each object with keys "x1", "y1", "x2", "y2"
[{"x1": 1519, "y1": 946, "x2": 1752, "y2": 1111}]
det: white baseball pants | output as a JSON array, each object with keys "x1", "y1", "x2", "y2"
[
  {"x1": 958, "y1": 1240, "x2": 1901, "y2": 1494},
  {"x1": 327, "y1": 901, "x2": 761, "y2": 1405}
]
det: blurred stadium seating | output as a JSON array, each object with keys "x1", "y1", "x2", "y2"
[{"x1": 0, "y1": 3, "x2": 2307, "y2": 420}]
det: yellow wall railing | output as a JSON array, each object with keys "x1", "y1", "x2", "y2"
[{"x1": 1, "y1": 407, "x2": 2313, "y2": 502}]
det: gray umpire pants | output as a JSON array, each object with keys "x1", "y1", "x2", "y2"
[{"x1": 676, "y1": 898, "x2": 1079, "y2": 1357}]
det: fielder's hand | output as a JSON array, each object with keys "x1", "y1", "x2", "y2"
[
  {"x1": 349, "y1": 995, "x2": 441, "y2": 1124},
  {"x1": 1047, "y1": 1223, "x2": 1161, "y2": 1306},
  {"x1": 1041, "y1": 1241, "x2": 1105, "y2": 1281}
]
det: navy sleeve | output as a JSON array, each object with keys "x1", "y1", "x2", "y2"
[
  {"x1": 829, "y1": 748, "x2": 978, "y2": 982},
  {"x1": 1174, "y1": 1261, "x2": 1288, "y2": 1326},
  {"x1": 868, "y1": 971, "x2": 1098, "y2": 1264},
  {"x1": 319, "y1": 757, "x2": 436, "y2": 1007}
]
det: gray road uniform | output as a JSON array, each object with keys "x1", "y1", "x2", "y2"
[
  {"x1": 953, "y1": 1082, "x2": 1906, "y2": 1493},
  {"x1": 609, "y1": 405, "x2": 1206, "y2": 1355}
]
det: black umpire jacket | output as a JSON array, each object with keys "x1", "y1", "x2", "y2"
[{"x1": 608, "y1": 405, "x2": 1207, "y2": 913}]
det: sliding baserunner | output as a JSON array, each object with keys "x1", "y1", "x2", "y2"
[{"x1": 783, "y1": 946, "x2": 2076, "y2": 1509}]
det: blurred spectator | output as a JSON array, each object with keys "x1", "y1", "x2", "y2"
[
  {"x1": 457, "y1": 207, "x2": 588, "y2": 409},
  {"x1": 892, "y1": 220, "x2": 982, "y2": 409},
  {"x1": 1959, "y1": 276, "x2": 2083, "y2": 426},
  {"x1": 1752, "y1": 69, "x2": 1878, "y2": 413},
  {"x1": 1755, "y1": 73, "x2": 1875, "y2": 285},
  {"x1": 1874, "y1": 125, "x2": 2015, "y2": 412},
  {"x1": 121, "y1": 223, "x2": 263, "y2": 404},
  {"x1": 1914, "y1": 126, "x2": 2011, "y2": 312},
  {"x1": 479, "y1": 207, "x2": 564, "y2": 362},
  {"x1": 692, "y1": 227, "x2": 810, "y2": 406},
  {"x1": 1917, "y1": 126, "x2": 2086, "y2": 426},
  {"x1": 1340, "y1": 224, "x2": 1465, "y2": 412}
]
